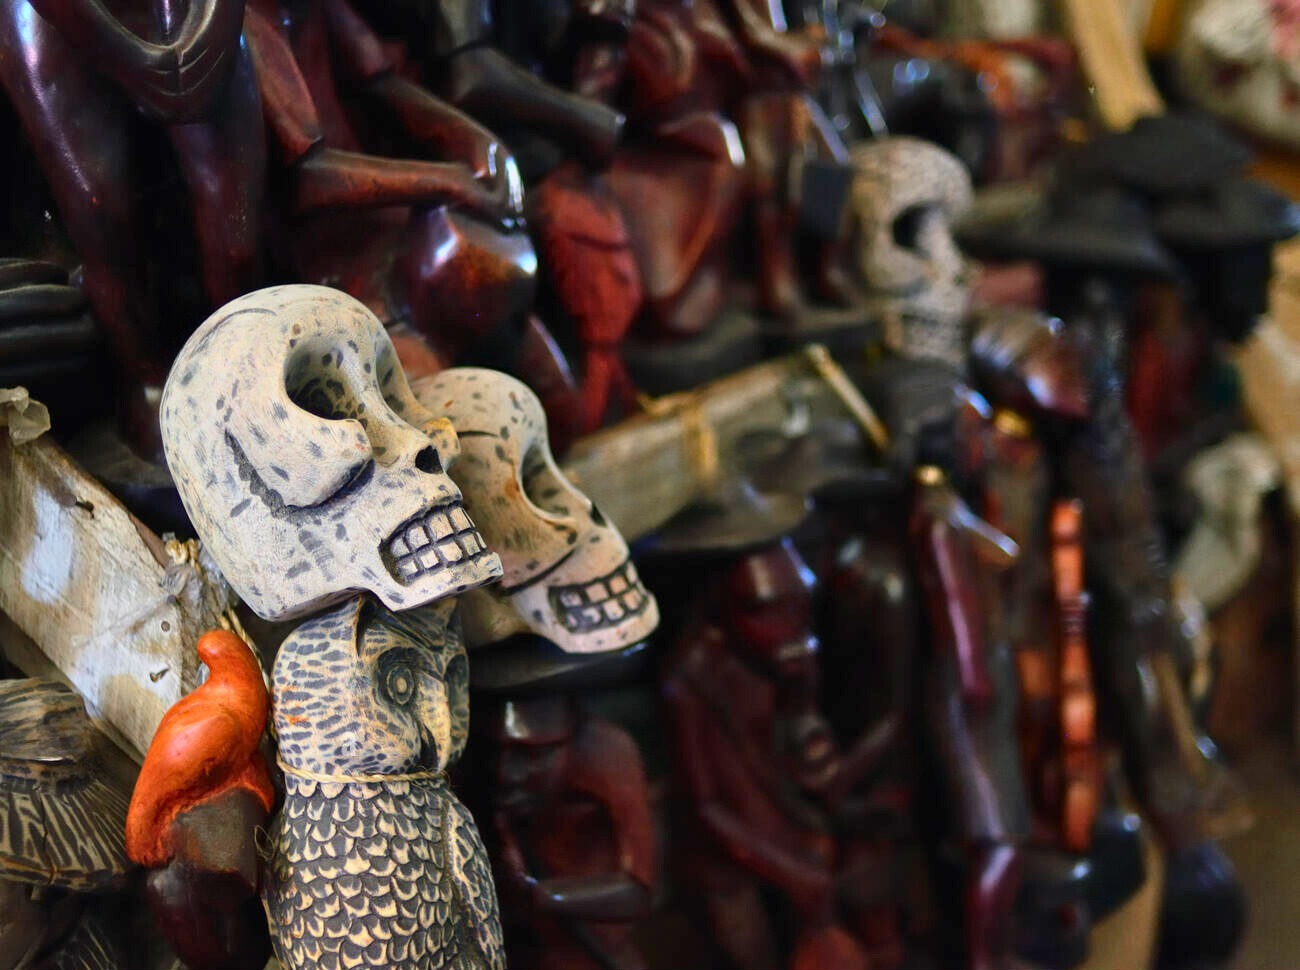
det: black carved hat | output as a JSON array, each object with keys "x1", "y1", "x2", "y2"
[
  {"x1": 1155, "y1": 179, "x2": 1300, "y2": 250},
  {"x1": 642, "y1": 476, "x2": 810, "y2": 558},
  {"x1": 959, "y1": 183, "x2": 1177, "y2": 279},
  {"x1": 1061, "y1": 112, "x2": 1252, "y2": 197},
  {"x1": 469, "y1": 636, "x2": 650, "y2": 695},
  {"x1": 735, "y1": 419, "x2": 898, "y2": 504}
]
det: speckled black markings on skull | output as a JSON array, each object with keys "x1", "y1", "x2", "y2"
[
  {"x1": 160, "y1": 285, "x2": 502, "y2": 623},
  {"x1": 409, "y1": 366, "x2": 661, "y2": 652},
  {"x1": 851, "y1": 136, "x2": 974, "y2": 371}
]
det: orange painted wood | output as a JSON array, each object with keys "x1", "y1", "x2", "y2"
[{"x1": 125, "y1": 630, "x2": 274, "y2": 867}]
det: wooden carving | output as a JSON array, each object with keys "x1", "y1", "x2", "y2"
[
  {"x1": 263, "y1": 596, "x2": 505, "y2": 970},
  {"x1": 412, "y1": 368, "x2": 658, "y2": 653},
  {"x1": 849, "y1": 137, "x2": 973, "y2": 371},
  {"x1": 486, "y1": 696, "x2": 655, "y2": 970},
  {"x1": 126, "y1": 630, "x2": 275, "y2": 970},
  {"x1": 662, "y1": 536, "x2": 873, "y2": 970},
  {"x1": 0, "y1": 679, "x2": 132, "y2": 970},
  {"x1": 0, "y1": 0, "x2": 266, "y2": 454},
  {"x1": 908, "y1": 468, "x2": 1029, "y2": 970},
  {"x1": 0, "y1": 430, "x2": 231, "y2": 757},
  {"x1": 160, "y1": 286, "x2": 503, "y2": 623},
  {"x1": 1048, "y1": 501, "x2": 1100, "y2": 856}
]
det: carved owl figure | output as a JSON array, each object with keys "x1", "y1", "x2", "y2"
[{"x1": 262, "y1": 596, "x2": 505, "y2": 970}]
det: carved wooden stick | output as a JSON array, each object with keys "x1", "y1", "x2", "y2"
[{"x1": 562, "y1": 349, "x2": 874, "y2": 540}]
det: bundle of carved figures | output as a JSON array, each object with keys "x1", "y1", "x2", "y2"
[{"x1": 4, "y1": 0, "x2": 1300, "y2": 968}]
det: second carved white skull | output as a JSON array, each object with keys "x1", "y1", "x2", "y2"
[
  {"x1": 850, "y1": 136, "x2": 974, "y2": 370},
  {"x1": 161, "y1": 285, "x2": 503, "y2": 622},
  {"x1": 412, "y1": 368, "x2": 660, "y2": 653}
]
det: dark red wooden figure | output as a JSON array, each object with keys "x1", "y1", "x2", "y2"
[{"x1": 486, "y1": 695, "x2": 655, "y2": 970}]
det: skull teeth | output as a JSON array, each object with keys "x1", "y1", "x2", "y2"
[
  {"x1": 384, "y1": 502, "x2": 491, "y2": 585},
  {"x1": 549, "y1": 559, "x2": 652, "y2": 633}
]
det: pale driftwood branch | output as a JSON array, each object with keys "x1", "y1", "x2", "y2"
[
  {"x1": 0, "y1": 351, "x2": 862, "y2": 758},
  {"x1": 0, "y1": 435, "x2": 235, "y2": 760},
  {"x1": 1057, "y1": 0, "x2": 1164, "y2": 130},
  {"x1": 561, "y1": 351, "x2": 865, "y2": 541}
]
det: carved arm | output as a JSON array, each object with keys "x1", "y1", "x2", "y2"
[
  {"x1": 242, "y1": 3, "x2": 518, "y2": 221},
  {"x1": 664, "y1": 672, "x2": 834, "y2": 920}
]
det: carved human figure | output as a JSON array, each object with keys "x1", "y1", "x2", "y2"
[
  {"x1": 0, "y1": 679, "x2": 133, "y2": 970},
  {"x1": 611, "y1": 0, "x2": 856, "y2": 334},
  {"x1": 361, "y1": 0, "x2": 627, "y2": 172},
  {"x1": 0, "y1": 0, "x2": 266, "y2": 453},
  {"x1": 484, "y1": 695, "x2": 655, "y2": 970},
  {"x1": 264, "y1": 596, "x2": 504, "y2": 970},
  {"x1": 909, "y1": 466, "x2": 1030, "y2": 970},
  {"x1": 240, "y1": 0, "x2": 584, "y2": 439},
  {"x1": 853, "y1": 133, "x2": 1242, "y2": 963},
  {"x1": 661, "y1": 528, "x2": 875, "y2": 970}
]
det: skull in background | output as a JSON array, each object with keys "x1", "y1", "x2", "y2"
[
  {"x1": 161, "y1": 285, "x2": 502, "y2": 622},
  {"x1": 412, "y1": 368, "x2": 659, "y2": 653},
  {"x1": 850, "y1": 136, "x2": 974, "y2": 371}
]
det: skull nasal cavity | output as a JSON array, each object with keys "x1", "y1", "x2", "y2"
[
  {"x1": 892, "y1": 205, "x2": 928, "y2": 252},
  {"x1": 415, "y1": 447, "x2": 442, "y2": 474}
]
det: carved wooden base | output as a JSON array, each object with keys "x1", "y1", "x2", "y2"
[
  {"x1": 759, "y1": 304, "x2": 879, "y2": 357},
  {"x1": 623, "y1": 309, "x2": 762, "y2": 396}
]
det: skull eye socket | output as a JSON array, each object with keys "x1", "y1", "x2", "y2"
[
  {"x1": 521, "y1": 448, "x2": 575, "y2": 517},
  {"x1": 285, "y1": 347, "x2": 359, "y2": 422},
  {"x1": 892, "y1": 204, "x2": 929, "y2": 254}
]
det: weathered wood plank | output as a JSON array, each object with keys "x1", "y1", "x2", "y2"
[
  {"x1": 561, "y1": 352, "x2": 862, "y2": 541},
  {"x1": 0, "y1": 435, "x2": 233, "y2": 760}
]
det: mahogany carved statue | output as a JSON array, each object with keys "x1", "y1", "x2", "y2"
[
  {"x1": 609, "y1": 0, "x2": 857, "y2": 336},
  {"x1": 655, "y1": 488, "x2": 880, "y2": 970},
  {"x1": 361, "y1": 0, "x2": 626, "y2": 174},
  {"x1": 854, "y1": 133, "x2": 1244, "y2": 966},
  {"x1": 740, "y1": 421, "x2": 930, "y2": 970},
  {"x1": 241, "y1": 0, "x2": 585, "y2": 443},
  {"x1": 355, "y1": 0, "x2": 637, "y2": 433},
  {"x1": 483, "y1": 694, "x2": 656, "y2": 970},
  {"x1": 908, "y1": 466, "x2": 1031, "y2": 970},
  {"x1": 0, "y1": 0, "x2": 266, "y2": 454}
]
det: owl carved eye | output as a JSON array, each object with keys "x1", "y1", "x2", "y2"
[{"x1": 381, "y1": 660, "x2": 417, "y2": 706}]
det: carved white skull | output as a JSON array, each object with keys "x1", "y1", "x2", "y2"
[
  {"x1": 850, "y1": 136, "x2": 974, "y2": 371},
  {"x1": 411, "y1": 368, "x2": 659, "y2": 653},
  {"x1": 161, "y1": 285, "x2": 502, "y2": 622}
]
